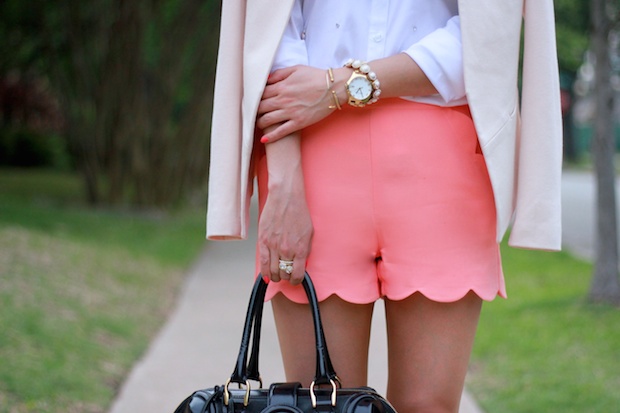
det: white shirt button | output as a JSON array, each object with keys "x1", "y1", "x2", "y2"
[{"x1": 373, "y1": 33, "x2": 383, "y2": 42}]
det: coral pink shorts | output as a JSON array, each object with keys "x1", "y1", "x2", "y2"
[{"x1": 257, "y1": 99, "x2": 506, "y2": 304}]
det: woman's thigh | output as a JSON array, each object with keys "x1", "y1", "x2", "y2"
[
  {"x1": 271, "y1": 293, "x2": 374, "y2": 388},
  {"x1": 384, "y1": 292, "x2": 482, "y2": 413}
]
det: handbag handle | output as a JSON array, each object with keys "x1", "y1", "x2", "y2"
[
  {"x1": 246, "y1": 275, "x2": 267, "y2": 383},
  {"x1": 227, "y1": 274, "x2": 339, "y2": 395}
]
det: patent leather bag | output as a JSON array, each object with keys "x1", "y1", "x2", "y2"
[{"x1": 173, "y1": 273, "x2": 397, "y2": 413}]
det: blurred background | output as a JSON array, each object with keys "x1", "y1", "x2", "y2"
[
  {"x1": 1, "y1": 1, "x2": 619, "y2": 412},
  {"x1": 0, "y1": 0, "x2": 221, "y2": 207}
]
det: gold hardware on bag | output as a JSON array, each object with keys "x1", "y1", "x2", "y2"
[
  {"x1": 224, "y1": 378, "x2": 251, "y2": 406},
  {"x1": 309, "y1": 379, "x2": 338, "y2": 408}
]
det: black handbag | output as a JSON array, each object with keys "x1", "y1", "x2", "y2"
[{"x1": 173, "y1": 273, "x2": 397, "y2": 413}]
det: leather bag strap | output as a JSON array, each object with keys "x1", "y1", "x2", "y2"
[
  {"x1": 268, "y1": 382, "x2": 301, "y2": 407},
  {"x1": 229, "y1": 273, "x2": 339, "y2": 386},
  {"x1": 230, "y1": 275, "x2": 265, "y2": 384},
  {"x1": 246, "y1": 276, "x2": 267, "y2": 382}
]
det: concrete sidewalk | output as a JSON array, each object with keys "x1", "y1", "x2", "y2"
[{"x1": 108, "y1": 170, "x2": 599, "y2": 413}]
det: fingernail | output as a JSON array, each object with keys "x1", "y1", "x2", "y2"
[{"x1": 260, "y1": 136, "x2": 269, "y2": 143}]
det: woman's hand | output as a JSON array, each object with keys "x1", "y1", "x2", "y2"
[
  {"x1": 258, "y1": 132, "x2": 313, "y2": 285},
  {"x1": 257, "y1": 65, "x2": 336, "y2": 144},
  {"x1": 259, "y1": 185, "x2": 313, "y2": 285}
]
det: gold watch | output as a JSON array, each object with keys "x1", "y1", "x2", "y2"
[{"x1": 344, "y1": 59, "x2": 381, "y2": 107}]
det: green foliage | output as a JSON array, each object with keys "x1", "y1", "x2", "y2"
[
  {"x1": 469, "y1": 245, "x2": 620, "y2": 412},
  {"x1": 0, "y1": 168, "x2": 205, "y2": 412},
  {"x1": 0, "y1": 0, "x2": 49, "y2": 72},
  {"x1": 554, "y1": 0, "x2": 591, "y2": 75}
]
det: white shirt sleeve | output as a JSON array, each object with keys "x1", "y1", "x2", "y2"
[
  {"x1": 271, "y1": 0, "x2": 308, "y2": 70},
  {"x1": 404, "y1": 15, "x2": 465, "y2": 103}
]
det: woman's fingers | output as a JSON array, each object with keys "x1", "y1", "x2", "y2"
[
  {"x1": 259, "y1": 241, "x2": 279, "y2": 282},
  {"x1": 260, "y1": 121, "x2": 299, "y2": 144},
  {"x1": 260, "y1": 239, "x2": 307, "y2": 284},
  {"x1": 256, "y1": 107, "x2": 287, "y2": 130},
  {"x1": 258, "y1": 222, "x2": 312, "y2": 285},
  {"x1": 257, "y1": 65, "x2": 333, "y2": 142},
  {"x1": 267, "y1": 66, "x2": 296, "y2": 85},
  {"x1": 288, "y1": 255, "x2": 307, "y2": 286}
]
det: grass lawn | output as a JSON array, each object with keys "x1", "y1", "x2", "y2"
[
  {"x1": 0, "y1": 168, "x2": 206, "y2": 412},
  {"x1": 469, "y1": 246, "x2": 620, "y2": 412}
]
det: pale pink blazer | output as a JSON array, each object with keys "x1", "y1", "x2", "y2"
[{"x1": 206, "y1": 0, "x2": 563, "y2": 251}]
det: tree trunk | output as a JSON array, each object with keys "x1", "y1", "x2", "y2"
[
  {"x1": 58, "y1": 0, "x2": 111, "y2": 205},
  {"x1": 589, "y1": 0, "x2": 620, "y2": 304}
]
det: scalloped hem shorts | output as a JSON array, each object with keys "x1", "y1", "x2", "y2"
[{"x1": 256, "y1": 98, "x2": 506, "y2": 304}]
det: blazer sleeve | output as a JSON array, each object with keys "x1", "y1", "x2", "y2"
[
  {"x1": 206, "y1": 0, "x2": 246, "y2": 240},
  {"x1": 508, "y1": 0, "x2": 563, "y2": 250}
]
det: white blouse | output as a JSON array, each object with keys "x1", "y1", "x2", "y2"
[{"x1": 272, "y1": 0, "x2": 466, "y2": 106}]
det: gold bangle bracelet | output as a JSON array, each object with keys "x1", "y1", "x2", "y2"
[
  {"x1": 326, "y1": 68, "x2": 342, "y2": 110},
  {"x1": 330, "y1": 90, "x2": 342, "y2": 110},
  {"x1": 327, "y1": 67, "x2": 335, "y2": 83}
]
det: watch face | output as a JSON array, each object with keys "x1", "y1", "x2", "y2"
[{"x1": 348, "y1": 76, "x2": 373, "y2": 101}]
